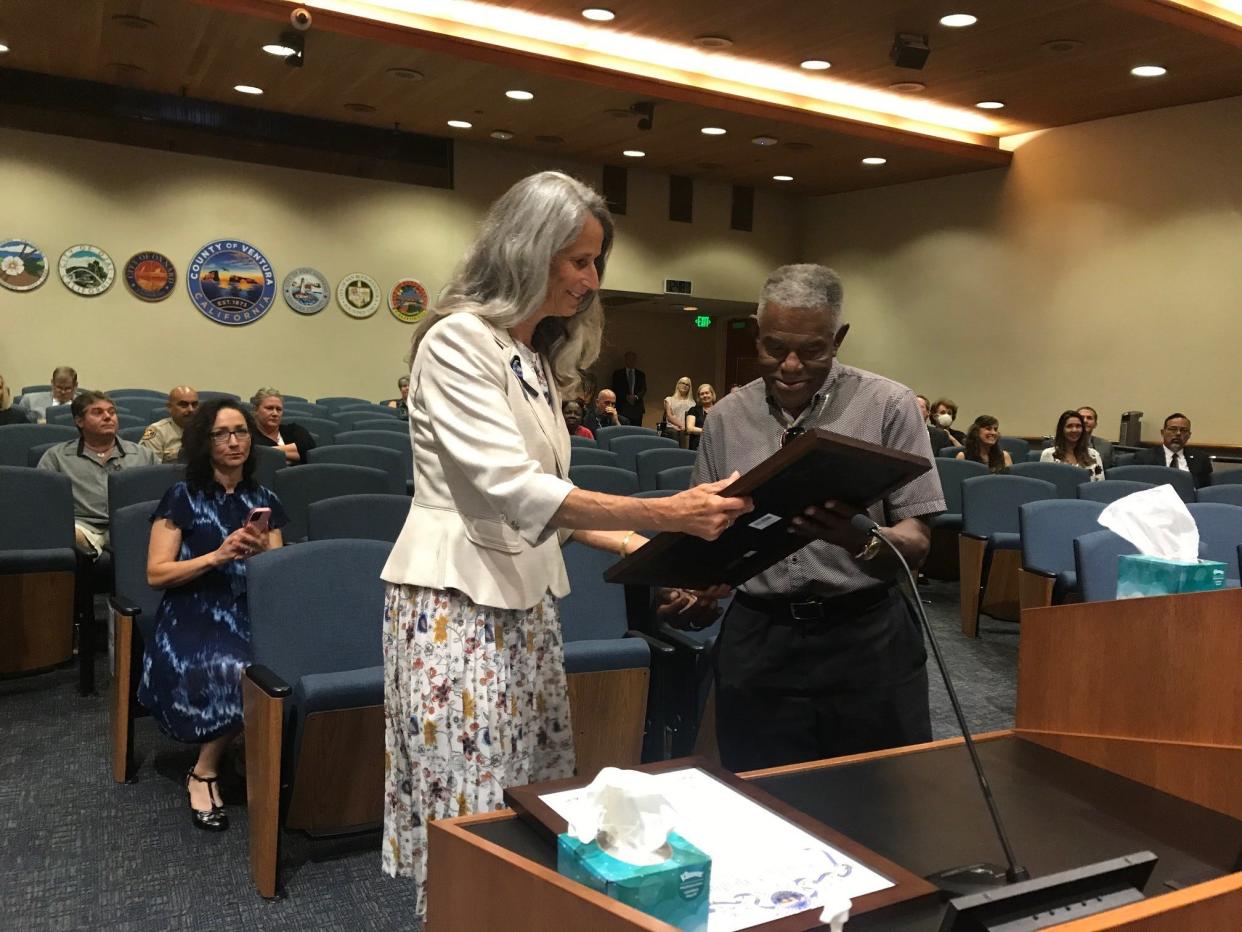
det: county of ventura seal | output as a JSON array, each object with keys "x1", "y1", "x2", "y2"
[
  {"x1": 186, "y1": 239, "x2": 277, "y2": 326},
  {"x1": 124, "y1": 251, "x2": 177, "y2": 302}
]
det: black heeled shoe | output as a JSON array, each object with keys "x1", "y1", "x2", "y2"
[{"x1": 186, "y1": 770, "x2": 229, "y2": 832}]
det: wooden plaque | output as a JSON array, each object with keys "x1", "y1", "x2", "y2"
[
  {"x1": 504, "y1": 756, "x2": 938, "y2": 925},
  {"x1": 605, "y1": 429, "x2": 931, "y2": 588}
]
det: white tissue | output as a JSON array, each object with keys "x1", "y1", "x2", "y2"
[
  {"x1": 817, "y1": 889, "x2": 852, "y2": 930},
  {"x1": 567, "y1": 767, "x2": 679, "y2": 866},
  {"x1": 1098, "y1": 484, "x2": 1200, "y2": 562}
]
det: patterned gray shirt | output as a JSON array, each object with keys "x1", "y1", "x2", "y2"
[{"x1": 693, "y1": 364, "x2": 945, "y2": 597}]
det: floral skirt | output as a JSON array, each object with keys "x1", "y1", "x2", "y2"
[{"x1": 381, "y1": 584, "x2": 575, "y2": 915}]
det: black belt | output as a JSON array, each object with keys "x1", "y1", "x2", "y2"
[{"x1": 734, "y1": 585, "x2": 896, "y2": 624}]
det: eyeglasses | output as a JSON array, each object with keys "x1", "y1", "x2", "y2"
[
  {"x1": 781, "y1": 426, "x2": 805, "y2": 447},
  {"x1": 209, "y1": 427, "x2": 251, "y2": 444}
]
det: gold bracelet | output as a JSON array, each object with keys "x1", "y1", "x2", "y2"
[{"x1": 619, "y1": 531, "x2": 636, "y2": 557}]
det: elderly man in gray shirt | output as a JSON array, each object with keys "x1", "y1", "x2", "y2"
[
  {"x1": 38, "y1": 390, "x2": 156, "y2": 556},
  {"x1": 690, "y1": 264, "x2": 945, "y2": 772}
]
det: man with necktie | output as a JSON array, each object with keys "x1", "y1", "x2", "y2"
[{"x1": 610, "y1": 351, "x2": 646, "y2": 426}]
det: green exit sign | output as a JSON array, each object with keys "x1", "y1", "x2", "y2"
[{"x1": 693, "y1": 315, "x2": 713, "y2": 329}]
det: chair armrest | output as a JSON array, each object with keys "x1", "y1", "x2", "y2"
[
  {"x1": 1023, "y1": 567, "x2": 1058, "y2": 579},
  {"x1": 624, "y1": 629, "x2": 676, "y2": 657},
  {"x1": 108, "y1": 595, "x2": 142, "y2": 618},
  {"x1": 653, "y1": 621, "x2": 708, "y2": 653},
  {"x1": 246, "y1": 664, "x2": 293, "y2": 698},
  {"x1": 960, "y1": 532, "x2": 987, "y2": 541}
]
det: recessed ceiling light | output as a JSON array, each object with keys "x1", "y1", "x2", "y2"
[
  {"x1": 262, "y1": 42, "x2": 297, "y2": 57},
  {"x1": 861, "y1": 157, "x2": 887, "y2": 166},
  {"x1": 700, "y1": 126, "x2": 727, "y2": 136},
  {"x1": 0, "y1": 43, "x2": 11, "y2": 54},
  {"x1": 447, "y1": 119, "x2": 473, "y2": 129},
  {"x1": 772, "y1": 175, "x2": 794, "y2": 182},
  {"x1": 939, "y1": 13, "x2": 978, "y2": 27},
  {"x1": 1131, "y1": 65, "x2": 1167, "y2": 78},
  {"x1": 890, "y1": 81, "x2": 926, "y2": 93},
  {"x1": 682, "y1": 305, "x2": 699, "y2": 311},
  {"x1": 581, "y1": 8, "x2": 615, "y2": 21},
  {"x1": 800, "y1": 59, "x2": 831, "y2": 71},
  {"x1": 490, "y1": 129, "x2": 515, "y2": 140},
  {"x1": 693, "y1": 35, "x2": 733, "y2": 49},
  {"x1": 751, "y1": 135, "x2": 779, "y2": 146},
  {"x1": 623, "y1": 149, "x2": 646, "y2": 158},
  {"x1": 387, "y1": 67, "x2": 424, "y2": 81},
  {"x1": 975, "y1": 100, "x2": 1005, "y2": 109},
  {"x1": 505, "y1": 89, "x2": 534, "y2": 100},
  {"x1": 234, "y1": 85, "x2": 264, "y2": 95}
]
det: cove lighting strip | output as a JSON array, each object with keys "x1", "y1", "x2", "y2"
[{"x1": 291, "y1": 0, "x2": 1003, "y2": 146}]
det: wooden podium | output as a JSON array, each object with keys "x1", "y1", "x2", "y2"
[
  {"x1": 1016, "y1": 586, "x2": 1242, "y2": 821},
  {"x1": 427, "y1": 589, "x2": 1242, "y2": 930}
]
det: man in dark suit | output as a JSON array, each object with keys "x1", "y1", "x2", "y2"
[
  {"x1": 1134, "y1": 412, "x2": 1212, "y2": 488},
  {"x1": 610, "y1": 351, "x2": 646, "y2": 426},
  {"x1": 1077, "y1": 405, "x2": 1114, "y2": 469}
]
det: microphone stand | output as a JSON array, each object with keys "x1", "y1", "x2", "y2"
[{"x1": 853, "y1": 515, "x2": 1030, "y2": 891}]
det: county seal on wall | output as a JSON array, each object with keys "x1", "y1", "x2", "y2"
[
  {"x1": 0, "y1": 238, "x2": 49, "y2": 291},
  {"x1": 187, "y1": 239, "x2": 277, "y2": 326},
  {"x1": 389, "y1": 278, "x2": 429, "y2": 324},
  {"x1": 336, "y1": 273, "x2": 380, "y2": 319},
  {"x1": 124, "y1": 251, "x2": 177, "y2": 302},
  {"x1": 58, "y1": 244, "x2": 116, "y2": 296},
  {"x1": 282, "y1": 267, "x2": 330, "y2": 315}
]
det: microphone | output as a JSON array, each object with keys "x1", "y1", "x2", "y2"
[{"x1": 850, "y1": 513, "x2": 1030, "y2": 889}]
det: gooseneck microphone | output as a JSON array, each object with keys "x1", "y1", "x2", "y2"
[{"x1": 850, "y1": 513, "x2": 1030, "y2": 888}]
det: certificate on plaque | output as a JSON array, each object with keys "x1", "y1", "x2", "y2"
[
  {"x1": 605, "y1": 429, "x2": 932, "y2": 588},
  {"x1": 506, "y1": 757, "x2": 936, "y2": 928}
]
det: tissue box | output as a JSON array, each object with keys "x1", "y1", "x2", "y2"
[
  {"x1": 1116, "y1": 554, "x2": 1227, "y2": 599},
  {"x1": 557, "y1": 831, "x2": 710, "y2": 931}
]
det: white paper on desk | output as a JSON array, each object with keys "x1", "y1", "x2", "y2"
[{"x1": 542, "y1": 768, "x2": 892, "y2": 932}]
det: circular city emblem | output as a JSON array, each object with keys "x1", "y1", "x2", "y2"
[
  {"x1": 187, "y1": 239, "x2": 277, "y2": 326},
  {"x1": 389, "y1": 278, "x2": 429, "y2": 324},
  {"x1": 282, "y1": 266, "x2": 330, "y2": 315},
  {"x1": 0, "y1": 237, "x2": 49, "y2": 291},
  {"x1": 58, "y1": 244, "x2": 116, "y2": 296},
  {"x1": 337, "y1": 273, "x2": 380, "y2": 319},
  {"x1": 123, "y1": 251, "x2": 177, "y2": 302}
]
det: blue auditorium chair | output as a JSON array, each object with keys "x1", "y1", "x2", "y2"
[
  {"x1": 1076, "y1": 479, "x2": 1153, "y2": 504},
  {"x1": 635, "y1": 448, "x2": 697, "y2": 491},
  {"x1": 570, "y1": 464, "x2": 639, "y2": 496},
  {"x1": 1196, "y1": 485, "x2": 1242, "y2": 507},
  {"x1": 242, "y1": 540, "x2": 390, "y2": 898},
  {"x1": 252, "y1": 445, "x2": 287, "y2": 491},
  {"x1": 570, "y1": 447, "x2": 621, "y2": 469},
  {"x1": 307, "y1": 493, "x2": 409, "y2": 543},
  {"x1": 1010, "y1": 461, "x2": 1093, "y2": 498},
  {"x1": 108, "y1": 464, "x2": 186, "y2": 523},
  {"x1": 332, "y1": 408, "x2": 403, "y2": 432},
  {"x1": 609, "y1": 435, "x2": 677, "y2": 471},
  {"x1": 959, "y1": 474, "x2": 1056, "y2": 636},
  {"x1": 286, "y1": 416, "x2": 338, "y2": 446},
  {"x1": 569, "y1": 435, "x2": 596, "y2": 448},
  {"x1": 333, "y1": 430, "x2": 412, "y2": 478},
  {"x1": 307, "y1": 444, "x2": 404, "y2": 490},
  {"x1": 656, "y1": 465, "x2": 694, "y2": 491},
  {"x1": 1074, "y1": 529, "x2": 1138, "y2": 602},
  {"x1": 594, "y1": 424, "x2": 658, "y2": 451},
  {"x1": 314, "y1": 396, "x2": 372, "y2": 411},
  {"x1": 108, "y1": 500, "x2": 164, "y2": 783},
  {"x1": 348, "y1": 418, "x2": 408, "y2": 434},
  {"x1": 1018, "y1": 499, "x2": 1106, "y2": 611},
  {"x1": 1106, "y1": 465, "x2": 1195, "y2": 503},
  {"x1": 1186, "y1": 502, "x2": 1242, "y2": 584},
  {"x1": 998, "y1": 436, "x2": 1030, "y2": 463},
  {"x1": 274, "y1": 464, "x2": 397, "y2": 541},
  {"x1": 0, "y1": 467, "x2": 77, "y2": 675}
]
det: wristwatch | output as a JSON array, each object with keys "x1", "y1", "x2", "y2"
[{"x1": 853, "y1": 534, "x2": 884, "y2": 562}]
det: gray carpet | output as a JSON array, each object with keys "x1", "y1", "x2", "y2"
[{"x1": 0, "y1": 580, "x2": 1016, "y2": 930}]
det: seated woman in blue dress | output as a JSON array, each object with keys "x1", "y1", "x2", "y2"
[{"x1": 138, "y1": 398, "x2": 288, "y2": 831}]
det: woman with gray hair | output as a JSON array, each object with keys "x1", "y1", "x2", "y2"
[
  {"x1": 249, "y1": 388, "x2": 316, "y2": 464},
  {"x1": 380, "y1": 170, "x2": 750, "y2": 914}
]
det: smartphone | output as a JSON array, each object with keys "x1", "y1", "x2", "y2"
[{"x1": 246, "y1": 506, "x2": 272, "y2": 535}]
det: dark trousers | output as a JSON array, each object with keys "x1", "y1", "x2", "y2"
[{"x1": 714, "y1": 587, "x2": 931, "y2": 772}]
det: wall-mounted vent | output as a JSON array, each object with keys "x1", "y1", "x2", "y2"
[{"x1": 663, "y1": 279, "x2": 693, "y2": 295}]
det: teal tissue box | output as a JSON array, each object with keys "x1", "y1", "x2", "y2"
[
  {"x1": 1116, "y1": 554, "x2": 1227, "y2": 599},
  {"x1": 557, "y1": 832, "x2": 710, "y2": 931}
]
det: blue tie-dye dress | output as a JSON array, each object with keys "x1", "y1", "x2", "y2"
[{"x1": 137, "y1": 480, "x2": 288, "y2": 743}]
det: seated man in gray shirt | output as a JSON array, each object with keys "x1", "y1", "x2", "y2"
[
  {"x1": 690, "y1": 264, "x2": 945, "y2": 772},
  {"x1": 38, "y1": 390, "x2": 156, "y2": 556},
  {"x1": 19, "y1": 365, "x2": 81, "y2": 422}
]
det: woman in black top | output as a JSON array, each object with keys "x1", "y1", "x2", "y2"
[
  {"x1": 249, "y1": 388, "x2": 316, "y2": 464},
  {"x1": 683, "y1": 383, "x2": 717, "y2": 451}
]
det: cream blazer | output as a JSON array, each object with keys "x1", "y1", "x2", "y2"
[{"x1": 381, "y1": 313, "x2": 576, "y2": 610}]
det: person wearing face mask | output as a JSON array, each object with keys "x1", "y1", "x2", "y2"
[
  {"x1": 930, "y1": 398, "x2": 965, "y2": 444},
  {"x1": 917, "y1": 394, "x2": 953, "y2": 453},
  {"x1": 689, "y1": 263, "x2": 944, "y2": 772},
  {"x1": 1134, "y1": 413, "x2": 1212, "y2": 487},
  {"x1": 957, "y1": 415, "x2": 1013, "y2": 473},
  {"x1": 1040, "y1": 410, "x2": 1103, "y2": 480},
  {"x1": 18, "y1": 365, "x2": 81, "y2": 422},
  {"x1": 249, "y1": 388, "x2": 316, "y2": 464}
]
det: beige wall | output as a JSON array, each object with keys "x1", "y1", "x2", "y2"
[
  {"x1": 0, "y1": 127, "x2": 796, "y2": 403},
  {"x1": 800, "y1": 94, "x2": 1242, "y2": 445}
]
